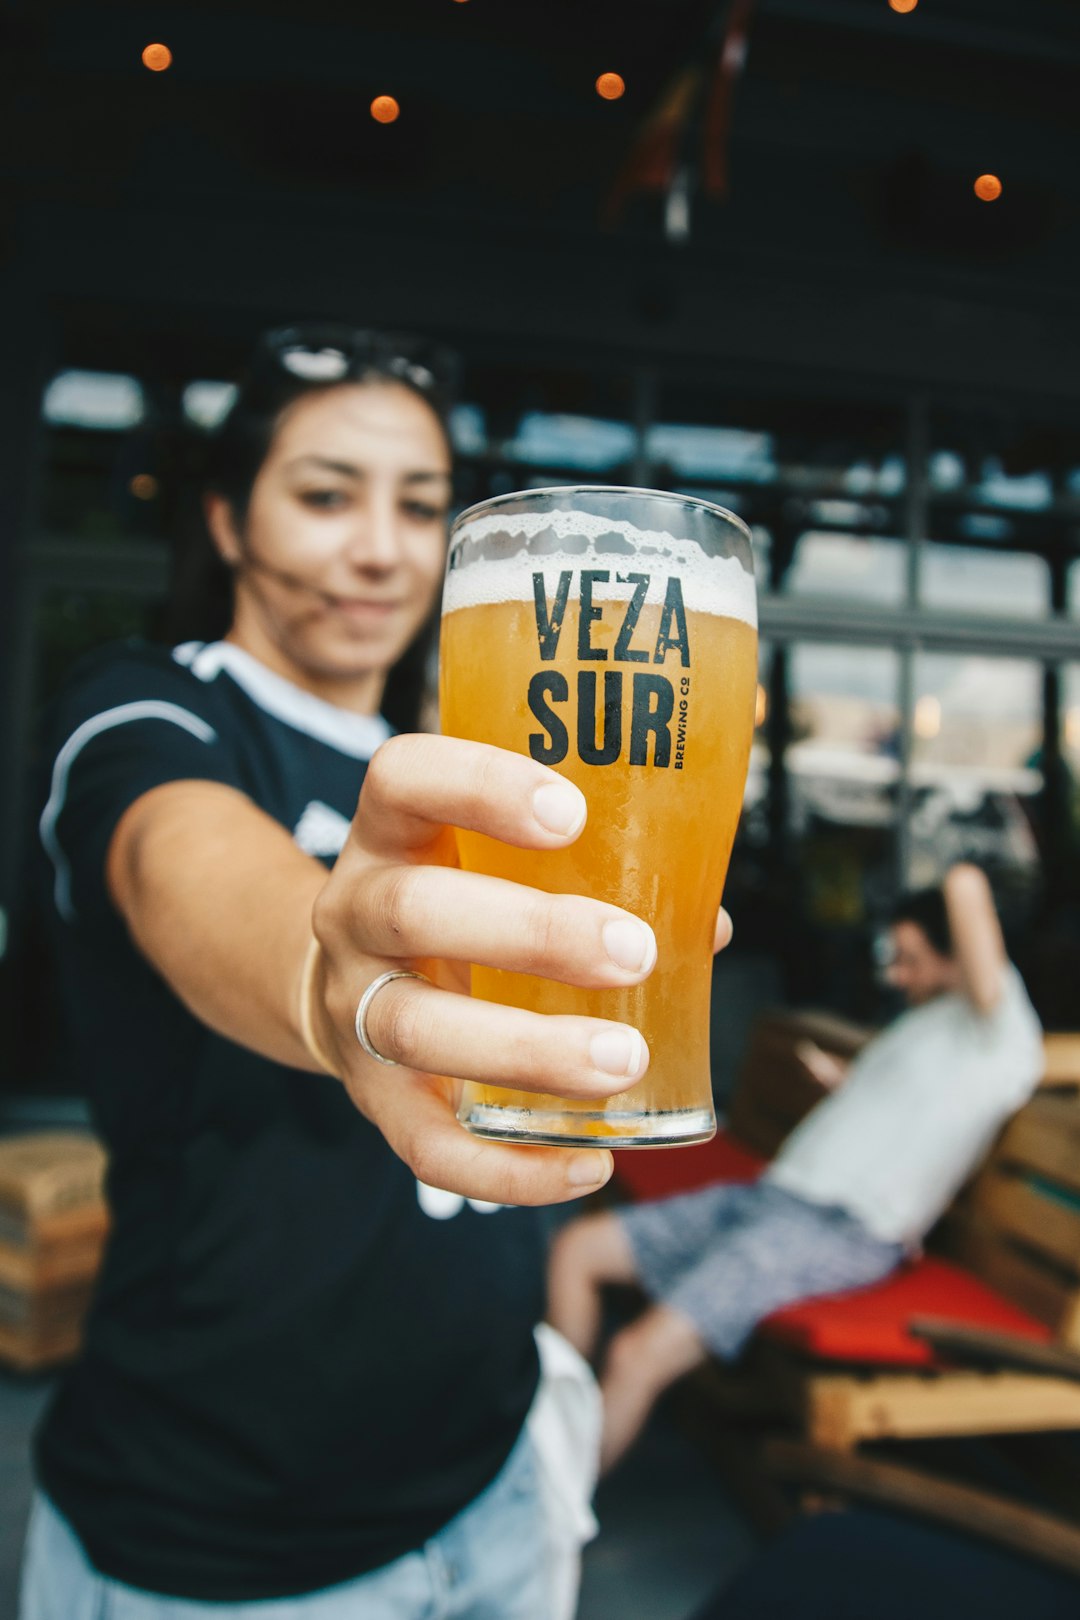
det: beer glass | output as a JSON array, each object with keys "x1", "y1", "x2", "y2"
[{"x1": 439, "y1": 486, "x2": 757, "y2": 1147}]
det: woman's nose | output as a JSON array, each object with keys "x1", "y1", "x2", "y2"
[{"x1": 348, "y1": 499, "x2": 400, "y2": 570}]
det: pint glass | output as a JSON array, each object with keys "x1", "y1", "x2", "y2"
[{"x1": 439, "y1": 486, "x2": 757, "y2": 1148}]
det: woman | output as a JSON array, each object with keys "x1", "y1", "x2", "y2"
[{"x1": 22, "y1": 324, "x2": 729, "y2": 1618}]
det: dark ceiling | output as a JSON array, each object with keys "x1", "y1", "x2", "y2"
[{"x1": 2, "y1": 0, "x2": 1079, "y2": 394}]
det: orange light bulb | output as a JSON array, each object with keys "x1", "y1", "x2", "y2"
[
  {"x1": 370, "y1": 95, "x2": 400, "y2": 125},
  {"x1": 596, "y1": 72, "x2": 626, "y2": 101},
  {"x1": 141, "y1": 42, "x2": 173, "y2": 72},
  {"x1": 888, "y1": 0, "x2": 918, "y2": 13},
  {"x1": 974, "y1": 173, "x2": 1002, "y2": 202}
]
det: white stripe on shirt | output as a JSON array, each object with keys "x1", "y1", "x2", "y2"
[
  {"x1": 40, "y1": 701, "x2": 218, "y2": 923},
  {"x1": 172, "y1": 642, "x2": 391, "y2": 760}
]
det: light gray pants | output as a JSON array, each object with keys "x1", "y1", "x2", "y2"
[
  {"x1": 20, "y1": 1427, "x2": 554, "y2": 1620},
  {"x1": 19, "y1": 1326, "x2": 600, "y2": 1620}
]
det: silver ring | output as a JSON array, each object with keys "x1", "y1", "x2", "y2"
[{"x1": 354, "y1": 970, "x2": 430, "y2": 1066}]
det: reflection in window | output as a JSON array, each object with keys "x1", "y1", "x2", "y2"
[
  {"x1": 1068, "y1": 560, "x2": 1080, "y2": 619},
  {"x1": 789, "y1": 644, "x2": 899, "y2": 768},
  {"x1": 786, "y1": 532, "x2": 906, "y2": 605},
  {"x1": 910, "y1": 653, "x2": 1041, "y2": 893},
  {"x1": 749, "y1": 525, "x2": 772, "y2": 589},
  {"x1": 929, "y1": 447, "x2": 1053, "y2": 511},
  {"x1": 646, "y1": 423, "x2": 775, "y2": 482},
  {"x1": 842, "y1": 456, "x2": 905, "y2": 497},
  {"x1": 43, "y1": 371, "x2": 145, "y2": 431},
  {"x1": 183, "y1": 381, "x2": 238, "y2": 431},
  {"x1": 504, "y1": 412, "x2": 635, "y2": 471},
  {"x1": 523, "y1": 474, "x2": 595, "y2": 491},
  {"x1": 786, "y1": 646, "x2": 900, "y2": 927},
  {"x1": 669, "y1": 483, "x2": 750, "y2": 512},
  {"x1": 920, "y1": 544, "x2": 1048, "y2": 617},
  {"x1": 448, "y1": 404, "x2": 486, "y2": 456},
  {"x1": 975, "y1": 462, "x2": 1053, "y2": 511}
]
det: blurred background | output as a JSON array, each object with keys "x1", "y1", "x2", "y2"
[
  {"x1": 1, "y1": 0, "x2": 1079, "y2": 1612},
  {"x1": 4, "y1": 0, "x2": 1080, "y2": 1093}
]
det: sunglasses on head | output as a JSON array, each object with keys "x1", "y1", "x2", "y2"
[{"x1": 257, "y1": 323, "x2": 450, "y2": 397}]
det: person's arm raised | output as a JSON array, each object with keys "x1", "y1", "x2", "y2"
[
  {"x1": 942, "y1": 862, "x2": 1008, "y2": 1015},
  {"x1": 106, "y1": 734, "x2": 730, "y2": 1205}
]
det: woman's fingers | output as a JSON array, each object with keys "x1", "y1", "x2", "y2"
[
  {"x1": 356, "y1": 734, "x2": 588, "y2": 857},
  {"x1": 353, "y1": 864, "x2": 657, "y2": 988},
  {"x1": 357, "y1": 975, "x2": 649, "y2": 1097},
  {"x1": 355, "y1": 1069, "x2": 615, "y2": 1206}
]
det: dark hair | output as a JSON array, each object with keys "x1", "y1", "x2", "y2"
[
  {"x1": 890, "y1": 887, "x2": 952, "y2": 957},
  {"x1": 168, "y1": 324, "x2": 455, "y2": 734}
]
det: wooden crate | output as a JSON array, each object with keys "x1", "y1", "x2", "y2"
[
  {"x1": 1041, "y1": 1033, "x2": 1080, "y2": 1089},
  {"x1": 937, "y1": 1216, "x2": 1080, "y2": 1349},
  {"x1": 971, "y1": 1168, "x2": 1080, "y2": 1278},
  {"x1": 727, "y1": 1011, "x2": 869, "y2": 1157},
  {"x1": 996, "y1": 1096, "x2": 1080, "y2": 1197},
  {"x1": 763, "y1": 1439, "x2": 1080, "y2": 1578},
  {"x1": 0, "y1": 1132, "x2": 108, "y2": 1372},
  {"x1": 0, "y1": 1133, "x2": 107, "y2": 1235},
  {"x1": 0, "y1": 1319, "x2": 85, "y2": 1373},
  {"x1": 798, "y1": 1366, "x2": 1080, "y2": 1451}
]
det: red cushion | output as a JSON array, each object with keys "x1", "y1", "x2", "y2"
[
  {"x1": 613, "y1": 1128, "x2": 766, "y2": 1203},
  {"x1": 762, "y1": 1256, "x2": 1053, "y2": 1366}
]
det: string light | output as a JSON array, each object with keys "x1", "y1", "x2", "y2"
[
  {"x1": 370, "y1": 95, "x2": 400, "y2": 125},
  {"x1": 888, "y1": 0, "x2": 918, "y2": 13},
  {"x1": 595, "y1": 72, "x2": 626, "y2": 101},
  {"x1": 129, "y1": 474, "x2": 159, "y2": 501},
  {"x1": 974, "y1": 173, "x2": 1003, "y2": 202},
  {"x1": 141, "y1": 42, "x2": 173, "y2": 72}
]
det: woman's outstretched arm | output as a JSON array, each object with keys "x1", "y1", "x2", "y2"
[{"x1": 107, "y1": 734, "x2": 727, "y2": 1206}]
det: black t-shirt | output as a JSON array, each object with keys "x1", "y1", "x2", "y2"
[{"x1": 35, "y1": 639, "x2": 543, "y2": 1601}]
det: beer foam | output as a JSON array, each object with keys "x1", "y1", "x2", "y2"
[{"x1": 444, "y1": 509, "x2": 757, "y2": 628}]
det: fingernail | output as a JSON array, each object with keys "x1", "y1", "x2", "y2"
[
  {"x1": 602, "y1": 918, "x2": 657, "y2": 975},
  {"x1": 532, "y1": 780, "x2": 587, "y2": 838},
  {"x1": 589, "y1": 1026, "x2": 648, "y2": 1079},
  {"x1": 567, "y1": 1152, "x2": 613, "y2": 1188}
]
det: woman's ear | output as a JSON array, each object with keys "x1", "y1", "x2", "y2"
[{"x1": 204, "y1": 492, "x2": 243, "y2": 569}]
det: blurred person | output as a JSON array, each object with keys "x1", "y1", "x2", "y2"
[
  {"x1": 549, "y1": 864, "x2": 1043, "y2": 1474},
  {"x1": 19, "y1": 324, "x2": 734, "y2": 1620}
]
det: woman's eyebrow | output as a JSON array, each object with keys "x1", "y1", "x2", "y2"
[
  {"x1": 284, "y1": 458, "x2": 452, "y2": 486},
  {"x1": 286, "y1": 454, "x2": 363, "y2": 479}
]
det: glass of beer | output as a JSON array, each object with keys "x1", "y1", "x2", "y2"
[{"x1": 439, "y1": 486, "x2": 757, "y2": 1148}]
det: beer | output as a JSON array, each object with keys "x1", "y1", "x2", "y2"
[{"x1": 440, "y1": 488, "x2": 757, "y2": 1147}]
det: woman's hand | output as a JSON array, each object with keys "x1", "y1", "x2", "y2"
[{"x1": 308, "y1": 734, "x2": 733, "y2": 1208}]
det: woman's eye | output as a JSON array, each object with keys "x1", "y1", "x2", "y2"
[
  {"x1": 402, "y1": 500, "x2": 446, "y2": 523},
  {"x1": 299, "y1": 489, "x2": 349, "y2": 510}
]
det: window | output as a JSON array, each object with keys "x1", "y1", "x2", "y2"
[
  {"x1": 786, "y1": 531, "x2": 907, "y2": 605},
  {"x1": 920, "y1": 544, "x2": 1049, "y2": 617},
  {"x1": 910, "y1": 654, "x2": 1042, "y2": 897},
  {"x1": 43, "y1": 371, "x2": 145, "y2": 431},
  {"x1": 787, "y1": 644, "x2": 900, "y2": 929}
]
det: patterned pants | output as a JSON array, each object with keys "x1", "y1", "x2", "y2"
[{"x1": 617, "y1": 1179, "x2": 905, "y2": 1360}]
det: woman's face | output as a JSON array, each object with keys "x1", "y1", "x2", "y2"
[{"x1": 214, "y1": 381, "x2": 452, "y2": 696}]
